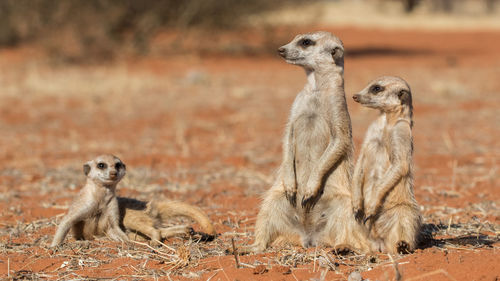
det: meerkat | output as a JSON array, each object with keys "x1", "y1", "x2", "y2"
[
  {"x1": 351, "y1": 76, "x2": 421, "y2": 254},
  {"x1": 51, "y1": 154, "x2": 216, "y2": 246},
  {"x1": 51, "y1": 154, "x2": 130, "y2": 246},
  {"x1": 239, "y1": 31, "x2": 371, "y2": 254}
]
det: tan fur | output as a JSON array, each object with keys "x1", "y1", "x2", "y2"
[
  {"x1": 51, "y1": 154, "x2": 129, "y2": 246},
  {"x1": 352, "y1": 76, "x2": 421, "y2": 254},
  {"x1": 118, "y1": 198, "x2": 216, "y2": 244},
  {"x1": 51, "y1": 155, "x2": 216, "y2": 247},
  {"x1": 242, "y1": 32, "x2": 371, "y2": 253}
]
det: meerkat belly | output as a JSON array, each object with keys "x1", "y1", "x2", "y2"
[
  {"x1": 81, "y1": 216, "x2": 100, "y2": 239},
  {"x1": 293, "y1": 111, "x2": 330, "y2": 189},
  {"x1": 80, "y1": 209, "x2": 111, "y2": 238},
  {"x1": 362, "y1": 137, "x2": 390, "y2": 206}
]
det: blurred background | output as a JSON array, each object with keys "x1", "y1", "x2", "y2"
[{"x1": 0, "y1": 0, "x2": 499, "y2": 61}]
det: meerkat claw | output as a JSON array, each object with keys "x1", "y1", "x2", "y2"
[
  {"x1": 354, "y1": 209, "x2": 365, "y2": 223},
  {"x1": 301, "y1": 195, "x2": 318, "y2": 212},
  {"x1": 285, "y1": 191, "x2": 297, "y2": 207},
  {"x1": 363, "y1": 215, "x2": 373, "y2": 225}
]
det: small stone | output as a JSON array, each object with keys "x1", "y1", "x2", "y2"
[
  {"x1": 253, "y1": 265, "x2": 268, "y2": 274},
  {"x1": 348, "y1": 271, "x2": 363, "y2": 281}
]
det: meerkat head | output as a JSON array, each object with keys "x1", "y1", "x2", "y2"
[
  {"x1": 353, "y1": 76, "x2": 412, "y2": 113},
  {"x1": 277, "y1": 31, "x2": 344, "y2": 70},
  {"x1": 83, "y1": 154, "x2": 126, "y2": 186}
]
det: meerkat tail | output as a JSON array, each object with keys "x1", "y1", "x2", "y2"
[{"x1": 149, "y1": 201, "x2": 216, "y2": 236}]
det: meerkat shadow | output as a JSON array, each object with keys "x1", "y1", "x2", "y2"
[{"x1": 417, "y1": 223, "x2": 498, "y2": 250}]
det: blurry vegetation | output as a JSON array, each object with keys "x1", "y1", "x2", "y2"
[
  {"x1": 0, "y1": 0, "x2": 299, "y2": 62},
  {"x1": 399, "y1": 0, "x2": 499, "y2": 13}
]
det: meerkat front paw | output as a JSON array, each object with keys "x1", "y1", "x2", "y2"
[
  {"x1": 353, "y1": 207, "x2": 365, "y2": 223},
  {"x1": 352, "y1": 198, "x2": 365, "y2": 222},
  {"x1": 282, "y1": 177, "x2": 297, "y2": 207},
  {"x1": 363, "y1": 200, "x2": 378, "y2": 222},
  {"x1": 301, "y1": 179, "x2": 322, "y2": 211}
]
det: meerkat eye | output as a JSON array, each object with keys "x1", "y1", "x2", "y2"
[
  {"x1": 97, "y1": 162, "x2": 107, "y2": 169},
  {"x1": 298, "y1": 38, "x2": 315, "y2": 47},
  {"x1": 370, "y1": 85, "x2": 384, "y2": 94}
]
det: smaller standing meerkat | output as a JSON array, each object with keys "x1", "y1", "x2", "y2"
[
  {"x1": 51, "y1": 154, "x2": 216, "y2": 247},
  {"x1": 51, "y1": 154, "x2": 129, "y2": 246},
  {"x1": 351, "y1": 76, "x2": 421, "y2": 254}
]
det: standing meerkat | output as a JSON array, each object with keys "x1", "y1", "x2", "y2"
[
  {"x1": 241, "y1": 31, "x2": 370, "y2": 253},
  {"x1": 51, "y1": 154, "x2": 216, "y2": 246},
  {"x1": 351, "y1": 76, "x2": 421, "y2": 254}
]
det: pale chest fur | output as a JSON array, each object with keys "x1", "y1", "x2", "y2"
[
  {"x1": 361, "y1": 116, "x2": 392, "y2": 200},
  {"x1": 289, "y1": 92, "x2": 335, "y2": 189},
  {"x1": 79, "y1": 186, "x2": 117, "y2": 237}
]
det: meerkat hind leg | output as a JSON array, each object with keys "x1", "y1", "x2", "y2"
[
  {"x1": 322, "y1": 196, "x2": 372, "y2": 255},
  {"x1": 240, "y1": 191, "x2": 299, "y2": 254},
  {"x1": 378, "y1": 205, "x2": 420, "y2": 254}
]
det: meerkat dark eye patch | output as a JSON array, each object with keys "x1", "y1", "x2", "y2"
[
  {"x1": 115, "y1": 162, "x2": 124, "y2": 170},
  {"x1": 97, "y1": 162, "x2": 107, "y2": 169},
  {"x1": 298, "y1": 38, "x2": 315, "y2": 48},
  {"x1": 370, "y1": 85, "x2": 384, "y2": 94}
]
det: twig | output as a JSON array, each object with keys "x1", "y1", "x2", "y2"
[
  {"x1": 206, "y1": 269, "x2": 222, "y2": 281},
  {"x1": 217, "y1": 256, "x2": 230, "y2": 281},
  {"x1": 231, "y1": 238, "x2": 240, "y2": 268},
  {"x1": 406, "y1": 269, "x2": 458, "y2": 281},
  {"x1": 388, "y1": 254, "x2": 402, "y2": 281}
]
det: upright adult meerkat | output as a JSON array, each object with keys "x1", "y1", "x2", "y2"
[
  {"x1": 351, "y1": 76, "x2": 421, "y2": 254},
  {"x1": 51, "y1": 154, "x2": 216, "y2": 246},
  {"x1": 241, "y1": 31, "x2": 370, "y2": 253}
]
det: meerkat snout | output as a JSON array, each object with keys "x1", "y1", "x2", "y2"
[
  {"x1": 352, "y1": 94, "x2": 360, "y2": 102},
  {"x1": 278, "y1": 47, "x2": 286, "y2": 58}
]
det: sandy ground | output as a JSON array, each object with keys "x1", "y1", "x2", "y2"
[{"x1": 0, "y1": 26, "x2": 499, "y2": 280}]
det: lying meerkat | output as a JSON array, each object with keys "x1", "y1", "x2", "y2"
[
  {"x1": 240, "y1": 31, "x2": 370, "y2": 253},
  {"x1": 51, "y1": 154, "x2": 216, "y2": 246},
  {"x1": 351, "y1": 76, "x2": 421, "y2": 254}
]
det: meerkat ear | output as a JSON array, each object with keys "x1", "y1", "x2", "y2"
[
  {"x1": 331, "y1": 47, "x2": 344, "y2": 64},
  {"x1": 398, "y1": 89, "x2": 411, "y2": 105},
  {"x1": 83, "y1": 164, "x2": 91, "y2": 176}
]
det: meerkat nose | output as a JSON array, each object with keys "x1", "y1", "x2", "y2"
[
  {"x1": 277, "y1": 47, "x2": 286, "y2": 57},
  {"x1": 353, "y1": 95, "x2": 360, "y2": 102}
]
